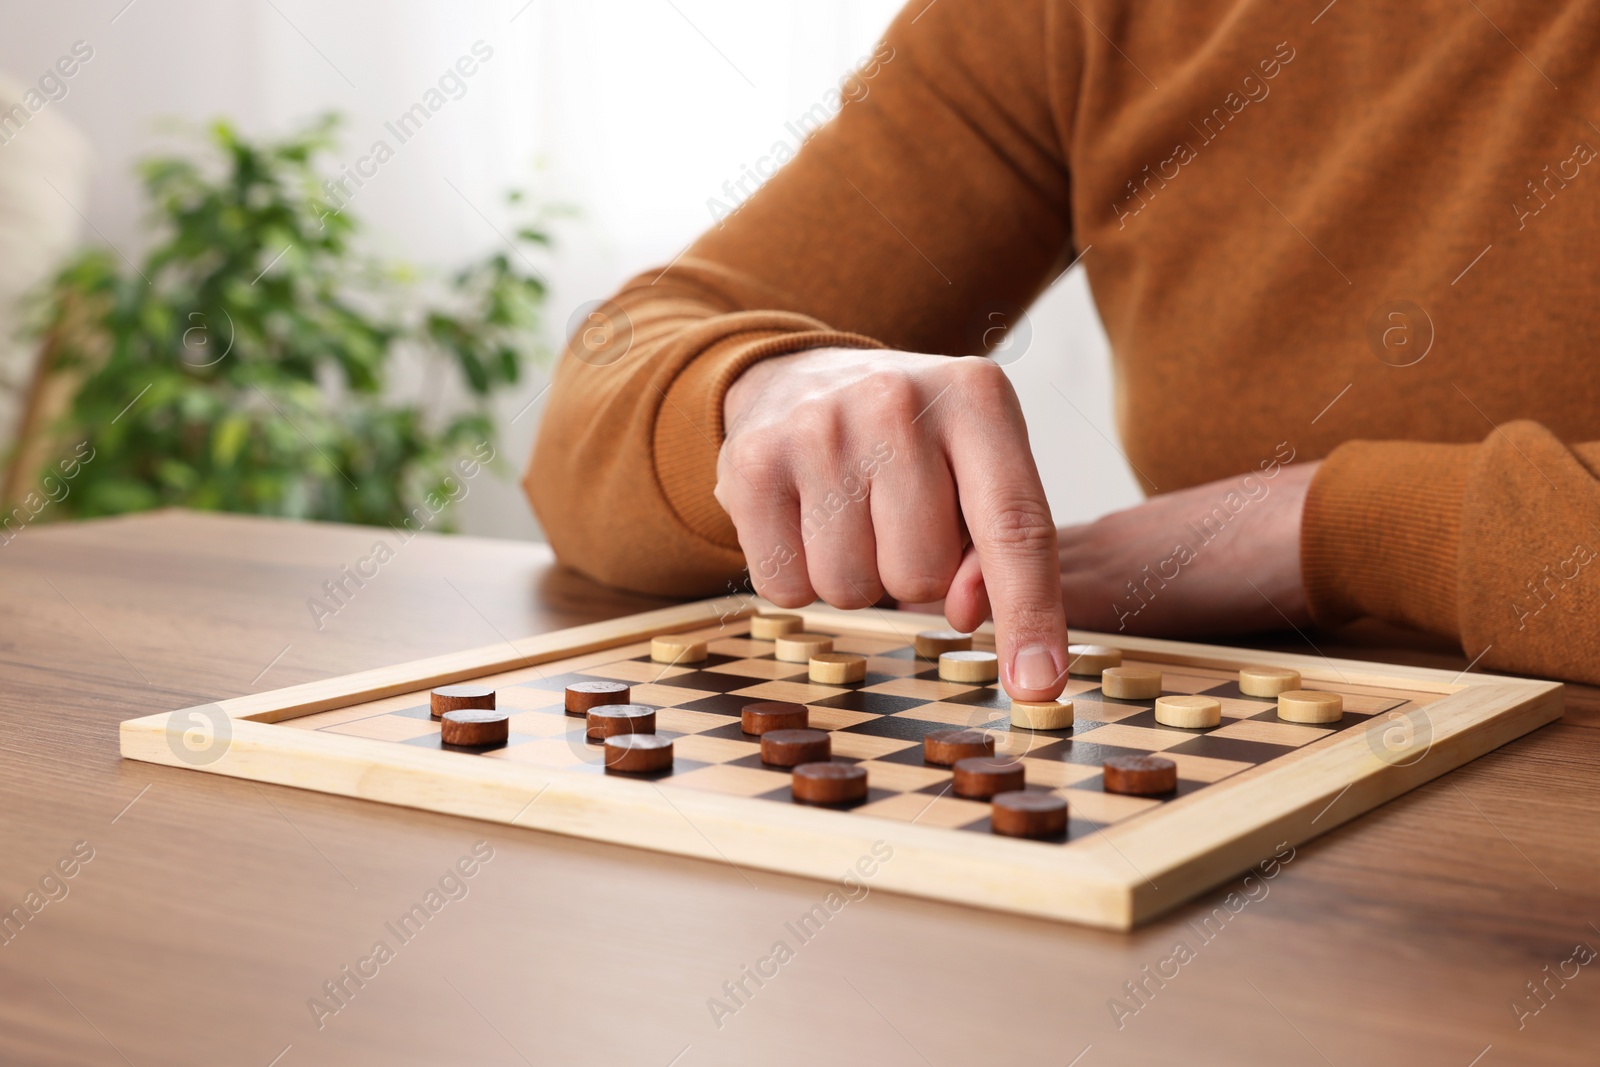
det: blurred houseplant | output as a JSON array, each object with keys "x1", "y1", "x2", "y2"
[{"x1": 17, "y1": 114, "x2": 548, "y2": 528}]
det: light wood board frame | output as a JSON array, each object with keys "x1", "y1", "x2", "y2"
[{"x1": 119, "y1": 599, "x2": 1564, "y2": 929}]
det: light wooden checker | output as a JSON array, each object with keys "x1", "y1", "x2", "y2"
[{"x1": 120, "y1": 600, "x2": 1562, "y2": 930}]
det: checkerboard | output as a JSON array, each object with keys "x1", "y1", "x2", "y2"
[
  {"x1": 286, "y1": 620, "x2": 1426, "y2": 843},
  {"x1": 122, "y1": 601, "x2": 1561, "y2": 927}
]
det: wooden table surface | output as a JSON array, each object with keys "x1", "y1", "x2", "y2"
[{"x1": 2, "y1": 511, "x2": 1596, "y2": 1066}]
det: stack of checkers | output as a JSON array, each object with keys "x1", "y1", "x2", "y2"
[
  {"x1": 430, "y1": 685, "x2": 507, "y2": 748},
  {"x1": 424, "y1": 621, "x2": 1346, "y2": 845},
  {"x1": 564, "y1": 678, "x2": 674, "y2": 772}
]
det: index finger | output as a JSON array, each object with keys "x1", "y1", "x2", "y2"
[{"x1": 941, "y1": 368, "x2": 1069, "y2": 701}]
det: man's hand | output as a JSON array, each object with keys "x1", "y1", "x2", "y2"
[
  {"x1": 1058, "y1": 460, "x2": 1318, "y2": 636},
  {"x1": 717, "y1": 347, "x2": 1069, "y2": 700}
]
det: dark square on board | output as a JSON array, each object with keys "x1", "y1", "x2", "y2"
[
  {"x1": 1054, "y1": 739, "x2": 1155, "y2": 767},
  {"x1": 1163, "y1": 734, "x2": 1298, "y2": 764},
  {"x1": 812, "y1": 690, "x2": 929, "y2": 716},
  {"x1": 673, "y1": 693, "x2": 763, "y2": 718},
  {"x1": 942, "y1": 686, "x2": 1012, "y2": 710},
  {"x1": 651, "y1": 668, "x2": 767, "y2": 693}
]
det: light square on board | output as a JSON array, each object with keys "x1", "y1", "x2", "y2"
[
  {"x1": 860, "y1": 655, "x2": 926, "y2": 678},
  {"x1": 1216, "y1": 696, "x2": 1275, "y2": 720},
  {"x1": 829, "y1": 732, "x2": 917, "y2": 760},
  {"x1": 1021, "y1": 757, "x2": 1101, "y2": 789},
  {"x1": 1070, "y1": 699, "x2": 1150, "y2": 724},
  {"x1": 1210, "y1": 719, "x2": 1333, "y2": 747},
  {"x1": 1164, "y1": 751, "x2": 1254, "y2": 783},
  {"x1": 708, "y1": 637, "x2": 771, "y2": 658},
  {"x1": 898, "y1": 701, "x2": 1006, "y2": 728},
  {"x1": 505, "y1": 711, "x2": 585, "y2": 738},
  {"x1": 855, "y1": 759, "x2": 952, "y2": 792},
  {"x1": 324, "y1": 715, "x2": 440, "y2": 742},
  {"x1": 1070, "y1": 722, "x2": 1196, "y2": 752},
  {"x1": 1154, "y1": 670, "x2": 1230, "y2": 695},
  {"x1": 578, "y1": 660, "x2": 694, "y2": 683},
  {"x1": 495, "y1": 686, "x2": 568, "y2": 712},
  {"x1": 857, "y1": 791, "x2": 989, "y2": 829},
  {"x1": 483, "y1": 738, "x2": 603, "y2": 770},
  {"x1": 830, "y1": 634, "x2": 914, "y2": 656},
  {"x1": 704, "y1": 658, "x2": 809, "y2": 681},
  {"x1": 655, "y1": 707, "x2": 741, "y2": 735},
  {"x1": 631, "y1": 682, "x2": 719, "y2": 707},
  {"x1": 806, "y1": 706, "x2": 884, "y2": 731},
  {"x1": 1062, "y1": 788, "x2": 1163, "y2": 824},
  {"x1": 670, "y1": 764, "x2": 794, "y2": 797},
  {"x1": 863, "y1": 677, "x2": 982, "y2": 701},
  {"x1": 672, "y1": 734, "x2": 762, "y2": 765},
  {"x1": 733, "y1": 679, "x2": 849, "y2": 704}
]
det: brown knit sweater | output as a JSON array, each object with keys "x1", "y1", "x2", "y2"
[{"x1": 527, "y1": 0, "x2": 1600, "y2": 684}]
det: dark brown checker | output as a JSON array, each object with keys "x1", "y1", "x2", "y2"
[
  {"x1": 924, "y1": 728, "x2": 995, "y2": 766},
  {"x1": 952, "y1": 757, "x2": 1025, "y2": 799},
  {"x1": 586, "y1": 704, "x2": 655, "y2": 741},
  {"x1": 440, "y1": 709, "x2": 508, "y2": 748},
  {"x1": 566, "y1": 680, "x2": 630, "y2": 717},
  {"x1": 741, "y1": 700, "x2": 808, "y2": 735},
  {"x1": 761, "y1": 728, "x2": 829, "y2": 767},
  {"x1": 992, "y1": 791, "x2": 1068, "y2": 839},
  {"x1": 604, "y1": 734, "x2": 673, "y2": 773},
  {"x1": 1103, "y1": 754, "x2": 1177, "y2": 796},
  {"x1": 792, "y1": 762, "x2": 867, "y2": 806}
]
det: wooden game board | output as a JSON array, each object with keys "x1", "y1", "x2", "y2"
[{"x1": 119, "y1": 599, "x2": 1562, "y2": 929}]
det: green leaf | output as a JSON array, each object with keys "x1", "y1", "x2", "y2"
[{"x1": 211, "y1": 415, "x2": 249, "y2": 467}]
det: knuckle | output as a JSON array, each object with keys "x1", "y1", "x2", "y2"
[
  {"x1": 812, "y1": 577, "x2": 883, "y2": 610},
  {"x1": 981, "y1": 504, "x2": 1057, "y2": 552},
  {"x1": 761, "y1": 586, "x2": 813, "y2": 609},
  {"x1": 722, "y1": 430, "x2": 789, "y2": 484},
  {"x1": 751, "y1": 563, "x2": 812, "y2": 607},
  {"x1": 884, "y1": 573, "x2": 951, "y2": 604},
  {"x1": 861, "y1": 369, "x2": 923, "y2": 427},
  {"x1": 879, "y1": 548, "x2": 959, "y2": 604},
  {"x1": 789, "y1": 401, "x2": 847, "y2": 456},
  {"x1": 953, "y1": 356, "x2": 1017, "y2": 410}
]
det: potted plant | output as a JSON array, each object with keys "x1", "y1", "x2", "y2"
[{"x1": 5, "y1": 113, "x2": 550, "y2": 534}]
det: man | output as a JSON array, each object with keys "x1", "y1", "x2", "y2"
[{"x1": 528, "y1": 0, "x2": 1600, "y2": 696}]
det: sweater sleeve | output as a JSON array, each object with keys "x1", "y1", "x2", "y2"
[
  {"x1": 1302, "y1": 421, "x2": 1600, "y2": 684},
  {"x1": 525, "y1": 0, "x2": 1078, "y2": 597}
]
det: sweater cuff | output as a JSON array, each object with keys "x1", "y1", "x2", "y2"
[
  {"x1": 1300, "y1": 439, "x2": 1477, "y2": 638},
  {"x1": 654, "y1": 329, "x2": 884, "y2": 551}
]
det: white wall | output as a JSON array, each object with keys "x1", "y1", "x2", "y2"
[{"x1": 0, "y1": 0, "x2": 1140, "y2": 541}]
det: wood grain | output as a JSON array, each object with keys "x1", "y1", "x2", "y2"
[{"x1": 1, "y1": 511, "x2": 1596, "y2": 1065}]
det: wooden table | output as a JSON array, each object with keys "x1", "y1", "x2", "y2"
[{"x1": 2, "y1": 511, "x2": 1595, "y2": 1066}]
